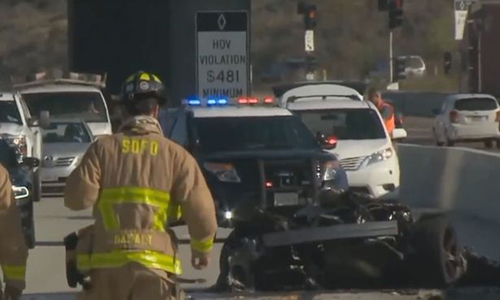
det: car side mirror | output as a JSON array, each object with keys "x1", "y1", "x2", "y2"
[
  {"x1": 22, "y1": 157, "x2": 40, "y2": 169},
  {"x1": 39, "y1": 110, "x2": 51, "y2": 129},
  {"x1": 316, "y1": 132, "x2": 338, "y2": 150},
  {"x1": 432, "y1": 108, "x2": 441, "y2": 116},
  {"x1": 392, "y1": 128, "x2": 407, "y2": 140}
]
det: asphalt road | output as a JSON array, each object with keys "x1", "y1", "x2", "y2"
[
  {"x1": 19, "y1": 197, "x2": 500, "y2": 300},
  {"x1": 404, "y1": 117, "x2": 500, "y2": 152}
]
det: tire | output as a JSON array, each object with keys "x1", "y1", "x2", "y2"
[
  {"x1": 485, "y1": 140, "x2": 495, "y2": 149},
  {"x1": 446, "y1": 140, "x2": 454, "y2": 147},
  {"x1": 33, "y1": 169, "x2": 42, "y2": 202},
  {"x1": 410, "y1": 215, "x2": 465, "y2": 287},
  {"x1": 436, "y1": 141, "x2": 445, "y2": 147}
]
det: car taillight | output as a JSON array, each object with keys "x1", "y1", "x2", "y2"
[
  {"x1": 450, "y1": 110, "x2": 459, "y2": 123},
  {"x1": 496, "y1": 111, "x2": 500, "y2": 122}
]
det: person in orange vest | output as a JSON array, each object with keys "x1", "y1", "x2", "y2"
[{"x1": 366, "y1": 87, "x2": 396, "y2": 137}]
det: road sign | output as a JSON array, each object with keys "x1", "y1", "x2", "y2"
[
  {"x1": 454, "y1": 0, "x2": 476, "y2": 40},
  {"x1": 196, "y1": 11, "x2": 249, "y2": 100},
  {"x1": 305, "y1": 30, "x2": 315, "y2": 52}
]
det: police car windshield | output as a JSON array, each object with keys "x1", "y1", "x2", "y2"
[
  {"x1": 195, "y1": 116, "x2": 318, "y2": 154},
  {"x1": 296, "y1": 108, "x2": 387, "y2": 140}
]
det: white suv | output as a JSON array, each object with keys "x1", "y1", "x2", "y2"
[
  {"x1": 433, "y1": 94, "x2": 500, "y2": 148},
  {"x1": 279, "y1": 84, "x2": 407, "y2": 199},
  {"x1": 0, "y1": 92, "x2": 47, "y2": 201}
]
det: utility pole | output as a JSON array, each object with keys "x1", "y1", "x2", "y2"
[{"x1": 389, "y1": 31, "x2": 394, "y2": 83}]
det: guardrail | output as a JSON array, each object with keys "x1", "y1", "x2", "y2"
[{"x1": 398, "y1": 144, "x2": 500, "y2": 224}]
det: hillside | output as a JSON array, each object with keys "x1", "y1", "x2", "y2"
[{"x1": 0, "y1": 0, "x2": 457, "y2": 89}]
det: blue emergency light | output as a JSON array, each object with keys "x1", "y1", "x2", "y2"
[
  {"x1": 187, "y1": 99, "x2": 202, "y2": 106},
  {"x1": 187, "y1": 97, "x2": 229, "y2": 107}
]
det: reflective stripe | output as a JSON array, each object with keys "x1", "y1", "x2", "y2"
[
  {"x1": 98, "y1": 187, "x2": 171, "y2": 231},
  {"x1": 2, "y1": 265, "x2": 26, "y2": 281},
  {"x1": 152, "y1": 75, "x2": 162, "y2": 83},
  {"x1": 140, "y1": 73, "x2": 151, "y2": 81},
  {"x1": 191, "y1": 238, "x2": 214, "y2": 253},
  {"x1": 78, "y1": 251, "x2": 182, "y2": 275}
]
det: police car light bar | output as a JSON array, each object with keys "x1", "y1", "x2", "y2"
[{"x1": 186, "y1": 98, "x2": 229, "y2": 107}]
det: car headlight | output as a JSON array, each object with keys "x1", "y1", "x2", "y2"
[
  {"x1": 204, "y1": 162, "x2": 241, "y2": 183},
  {"x1": 366, "y1": 148, "x2": 394, "y2": 166},
  {"x1": 12, "y1": 186, "x2": 30, "y2": 200},
  {"x1": 2, "y1": 134, "x2": 27, "y2": 157},
  {"x1": 322, "y1": 160, "x2": 339, "y2": 181}
]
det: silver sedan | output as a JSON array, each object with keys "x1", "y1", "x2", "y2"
[{"x1": 40, "y1": 119, "x2": 94, "y2": 197}]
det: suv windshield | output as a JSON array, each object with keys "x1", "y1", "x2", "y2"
[
  {"x1": 296, "y1": 109, "x2": 387, "y2": 140},
  {"x1": 455, "y1": 98, "x2": 498, "y2": 111},
  {"x1": 42, "y1": 122, "x2": 92, "y2": 143},
  {"x1": 23, "y1": 92, "x2": 108, "y2": 123},
  {"x1": 194, "y1": 116, "x2": 318, "y2": 153},
  {"x1": 0, "y1": 101, "x2": 22, "y2": 125}
]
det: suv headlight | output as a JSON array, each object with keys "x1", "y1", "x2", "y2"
[
  {"x1": 366, "y1": 148, "x2": 394, "y2": 166},
  {"x1": 13, "y1": 186, "x2": 30, "y2": 200},
  {"x1": 2, "y1": 134, "x2": 27, "y2": 157},
  {"x1": 204, "y1": 162, "x2": 241, "y2": 183},
  {"x1": 321, "y1": 160, "x2": 339, "y2": 181}
]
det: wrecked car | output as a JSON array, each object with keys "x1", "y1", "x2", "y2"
[{"x1": 215, "y1": 191, "x2": 467, "y2": 291}]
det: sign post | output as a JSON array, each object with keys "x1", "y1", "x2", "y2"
[{"x1": 196, "y1": 11, "x2": 249, "y2": 100}]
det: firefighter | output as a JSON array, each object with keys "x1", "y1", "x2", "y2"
[
  {"x1": 64, "y1": 71, "x2": 218, "y2": 300},
  {"x1": 366, "y1": 87, "x2": 396, "y2": 136},
  {"x1": 0, "y1": 164, "x2": 28, "y2": 300}
]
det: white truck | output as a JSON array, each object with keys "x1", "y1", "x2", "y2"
[{"x1": 15, "y1": 76, "x2": 113, "y2": 138}]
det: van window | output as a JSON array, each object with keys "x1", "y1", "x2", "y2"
[
  {"x1": 296, "y1": 109, "x2": 387, "y2": 140},
  {"x1": 23, "y1": 92, "x2": 108, "y2": 123},
  {"x1": 455, "y1": 98, "x2": 498, "y2": 111}
]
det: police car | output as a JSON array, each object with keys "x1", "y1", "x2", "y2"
[{"x1": 160, "y1": 97, "x2": 348, "y2": 227}]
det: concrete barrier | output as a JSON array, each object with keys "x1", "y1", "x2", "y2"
[{"x1": 398, "y1": 144, "x2": 500, "y2": 224}]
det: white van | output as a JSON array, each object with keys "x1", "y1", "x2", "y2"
[{"x1": 278, "y1": 83, "x2": 407, "y2": 199}]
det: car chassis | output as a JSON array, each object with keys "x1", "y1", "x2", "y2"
[{"x1": 216, "y1": 192, "x2": 467, "y2": 292}]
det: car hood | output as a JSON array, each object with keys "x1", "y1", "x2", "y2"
[
  {"x1": 0, "y1": 123, "x2": 24, "y2": 136},
  {"x1": 43, "y1": 143, "x2": 90, "y2": 158},
  {"x1": 202, "y1": 149, "x2": 335, "y2": 162},
  {"x1": 327, "y1": 139, "x2": 390, "y2": 159}
]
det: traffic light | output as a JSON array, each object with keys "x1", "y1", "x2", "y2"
[
  {"x1": 388, "y1": 0, "x2": 404, "y2": 29},
  {"x1": 298, "y1": 2, "x2": 317, "y2": 30},
  {"x1": 378, "y1": 0, "x2": 389, "y2": 11},
  {"x1": 393, "y1": 57, "x2": 407, "y2": 82}
]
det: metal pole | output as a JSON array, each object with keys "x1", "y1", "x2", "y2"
[
  {"x1": 478, "y1": 30, "x2": 482, "y2": 93},
  {"x1": 389, "y1": 30, "x2": 394, "y2": 83}
]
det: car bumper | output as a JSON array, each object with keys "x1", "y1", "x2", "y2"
[
  {"x1": 345, "y1": 157, "x2": 400, "y2": 199},
  {"x1": 449, "y1": 124, "x2": 500, "y2": 141},
  {"x1": 41, "y1": 167, "x2": 75, "y2": 196}
]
